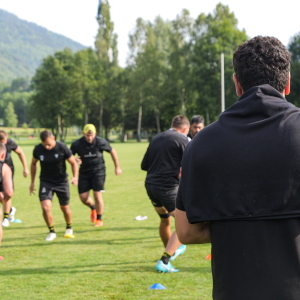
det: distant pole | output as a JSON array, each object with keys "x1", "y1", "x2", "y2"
[{"x1": 221, "y1": 53, "x2": 225, "y2": 112}]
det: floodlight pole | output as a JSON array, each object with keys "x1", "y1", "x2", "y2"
[{"x1": 221, "y1": 53, "x2": 225, "y2": 112}]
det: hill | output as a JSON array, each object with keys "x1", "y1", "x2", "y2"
[{"x1": 0, "y1": 9, "x2": 86, "y2": 82}]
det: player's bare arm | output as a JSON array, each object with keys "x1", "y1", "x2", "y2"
[
  {"x1": 2, "y1": 163, "x2": 13, "y2": 201},
  {"x1": 14, "y1": 146, "x2": 29, "y2": 177},
  {"x1": 67, "y1": 155, "x2": 78, "y2": 186},
  {"x1": 110, "y1": 149, "x2": 122, "y2": 176},
  {"x1": 175, "y1": 209, "x2": 210, "y2": 244},
  {"x1": 30, "y1": 157, "x2": 38, "y2": 195}
]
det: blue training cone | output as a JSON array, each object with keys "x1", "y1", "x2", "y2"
[
  {"x1": 13, "y1": 219, "x2": 22, "y2": 223},
  {"x1": 149, "y1": 283, "x2": 166, "y2": 290}
]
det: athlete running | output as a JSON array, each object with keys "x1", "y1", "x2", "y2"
[
  {"x1": 70, "y1": 124, "x2": 122, "y2": 227},
  {"x1": 0, "y1": 142, "x2": 14, "y2": 259},
  {"x1": 0, "y1": 130, "x2": 29, "y2": 226},
  {"x1": 141, "y1": 115, "x2": 190, "y2": 273},
  {"x1": 30, "y1": 130, "x2": 78, "y2": 241}
]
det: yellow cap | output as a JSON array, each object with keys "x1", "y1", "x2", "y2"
[{"x1": 83, "y1": 124, "x2": 96, "y2": 134}]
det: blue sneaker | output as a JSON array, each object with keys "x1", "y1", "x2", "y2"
[
  {"x1": 170, "y1": 244, "x2": 187, "y2": 261},
  {"x1": 156, "y1": 260, "x2": 179, "y2": 273}
]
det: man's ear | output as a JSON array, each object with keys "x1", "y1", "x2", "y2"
[
  {"x1": 285, "y1": 73, "x2": 290, "y2": 95},
  {"x1": 233, "y1": 74, "x2": 243, "y2": 97}
]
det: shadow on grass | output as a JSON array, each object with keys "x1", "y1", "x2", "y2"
[
  {"x1": 2, "y1": 235, "x2": 159, "y2": 248},
  {"x1": 0, "y1": 263, "x2": 211, "y2": 276}
]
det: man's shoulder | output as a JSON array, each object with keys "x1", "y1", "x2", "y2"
[
  {"x1": 56, "y1": 141, "x2": 69, "y2": 151},
  {"x1": 34, "y1": 143, "x2": 43, "y2": 151},
  {"x1": 72, "y1": 137, "x2": 84, "y2": 147}
]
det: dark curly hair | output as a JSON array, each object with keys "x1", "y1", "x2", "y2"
[{"x1": 233, "y1": 36, "x2": 291, "y2": 93}]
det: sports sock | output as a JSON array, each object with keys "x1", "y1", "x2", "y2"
[
  {"x1": 3, "y1": 213, "x2": 9, "y2": 220},
  {"x1": 90, "y1": 205, "x2": 95, "y2": 211},
  {"x1": 97, "y1": 214, "x2": 102, "y2": 221},
  {"x1": 49, "y1": 225, "x2": 55, "y2": 233},
  {"x1": 161, "y1": 252, "x2": 172, "y2": 264},
  {"x1": 66, "y1": 223, "x2": 72, "y2": 229}
]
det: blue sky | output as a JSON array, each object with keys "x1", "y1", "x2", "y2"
[{"x1": 0, "y1": 0, "x2": 299, "y2": 67}]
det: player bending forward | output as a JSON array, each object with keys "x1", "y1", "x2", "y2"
[
  {"x1": 70, "y1": 124, "x2": 122, "y2": 227},
  {"x1": 0, "y1": 130, "x2": 29, "y2": 226},
  {"x1": 141, "y1": 115, "x2": 190, "y2": 273},
  {"x1": 30, "y1": 130, "x2": 78, "y2": 241},
  {"x1": 0, "y1": 143, "x2": 14, "y2": 259}
]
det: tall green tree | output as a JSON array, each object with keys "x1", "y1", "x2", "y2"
[
  {"x1": 4, "y1": 101, "x2": 18, "y2": 127},
  {"x1": 29, "y1": 48, "x2": 83, "y2": 141}
]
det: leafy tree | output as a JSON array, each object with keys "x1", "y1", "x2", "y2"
[
  {"x1": 29, "y1": 48, "x2": 83, "y2": 141},
  {"x1": 288, "y1": 33, "x2": 300, "y2": 107},
  {"x1": 4, "y1": 101, "x2": 18, "y2": 127}
]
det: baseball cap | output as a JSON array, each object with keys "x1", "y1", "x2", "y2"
[{"x1": 83, "y1": 124, "x2": 96, "y2": 134}]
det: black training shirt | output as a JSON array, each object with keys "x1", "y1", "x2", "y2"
[
  {"x1": 210, "y1": 218, "x2": 300, "y2": 300},
  {"x1": 4, "y1": 139, "x2": 18, "y2": 173},
  {"x1": 141, "y1": 129, "x2": 189, "y2": 189},
  {"x1": 70, "y1": 136, "x2": 112, "y2": 177},
  {"x1": 33, "y1": 141, "x2": 72, "y2": 184}
]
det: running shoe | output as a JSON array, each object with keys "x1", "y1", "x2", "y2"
[
  {"x1": 45, "y1": 232, "x2": 56, "y2": 241},
  {"x1": 2, "y1": 218, "x2": 9, "y2": 227},
  {"x1": 170, "y1": 244, "x2": 187, "y2": 261},
  {"x1": 64, "y1": 229, "x2": 75, "y2": 238},
  {"x1": 94, "y1": 220, "x2": 103, "y2": 227},
  {"x1": 8, "y1": 207, "x2": 16, "y2": 222},
  {"x1": 91, "y1": 209, "x2": 97, "y2": 223},
  {"x1": 156, "y1": 260, "x2": 179, "y2": 273}
]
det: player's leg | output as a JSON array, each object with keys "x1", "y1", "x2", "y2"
[
  {"x1": 41, "y1": 199, "x2": 56, "y2": 241},
  {"x1": 154, "y1": 206, "x2": 172, "y2": 248},
  {"x1": 56, "y1": 182, "x2": 73, "y2": 238},
  {"x1": 92, "y1": 176, "x2": 105, "y2": 227},
  {"x1": 2, "y1": 173, "x2": 16, "y2": 225},
  {"x1": 0, "y1": 202, "x2": 3, "y2": 260},
  {"x1": 78, "y1": 175, "x2": 96, "y2": 223},
  {"x1": 155, "y1": 186, "x2": 185, "y2": 272},
  {"x1": 39, "y1": 182, "x2": 56, "y2": 241}
]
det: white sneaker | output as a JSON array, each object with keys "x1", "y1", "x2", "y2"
[
  {"x1": 8, "y1": 207, "x2": 16, "y2": 222},
  {"x1": 2, "y1": 218, "x2": 9, "y2": 227},
  {"x1": 45, "y1": 232, "x2": 56, "y2": 241},
  {"x1": 64, "y1": 229, "x2": 73, "y2": 237}
]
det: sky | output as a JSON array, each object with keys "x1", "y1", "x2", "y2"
[{"x1": 0, "y1": 0, "x2": 300, "y2": 67}]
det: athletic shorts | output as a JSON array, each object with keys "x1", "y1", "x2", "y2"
[
  {"x1": 145, "y1": 183, "x2": 178, "y2": 213},
  {"x1": 39, "y1": 180, "x2": 70, "y2": 206},
  {"x1": 78, "y1": 174, "x2": 105, "y2": 194}
]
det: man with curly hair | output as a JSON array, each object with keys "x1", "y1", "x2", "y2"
[{"x1": 175, "y1": 36, "x2": 300, "y2": 299}]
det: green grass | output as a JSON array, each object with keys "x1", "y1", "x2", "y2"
[{"x1": 0, "y1": 142, "x2": 212, "y2": 299}]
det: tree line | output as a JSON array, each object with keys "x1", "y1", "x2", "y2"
[{"x1": 2, "y1": 2, "x2": 300, "y2": 141}]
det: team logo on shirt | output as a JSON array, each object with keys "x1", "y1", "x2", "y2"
[
  {"x1": 84, "y1": 152, "x2": 97, "y2": 158},
  {"x1": 40, "y1": 155, "x2": 44, "y2": 161},
  {"x1": 41, "y1": 187, "x2": 46, "y2": 193},
  {"x1": 54, "y1": 154, "x2": 59, "y2": 158}
]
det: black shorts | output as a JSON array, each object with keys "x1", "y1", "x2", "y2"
[
  {"x1": 39, "y1": 180, "x2": 70, "y2": 206},
  {"x1": 78, "y1": 174, "x2": 105, "y2": 194},
  {"x1": 145, "y1": 183, "x2": 178, "y2": 213}
]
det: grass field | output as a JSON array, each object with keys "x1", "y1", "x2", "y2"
[{"x1": 0, "y1": 141, "x2": 212, "y2": 300}]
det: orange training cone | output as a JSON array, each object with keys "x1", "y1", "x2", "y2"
[{"x1": 205, "y1": 254, "x2": 211, "y2": 260}]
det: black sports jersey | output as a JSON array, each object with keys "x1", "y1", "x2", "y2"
[
  {"x1": 187, "y1": 132, "x2": 193, "y2": 139},
  {"x1": 141, "y1": 129, "x2": 189, "y2": 189},
  {"x1": 33, "y1": 141, "x2": 72, "y2": 184},
  {"x1": 4, "y1": 139, "x2": 18, "y2": 173},
  {"x1": 70, "y1": 136, "x2": 112, "y2": 176}
]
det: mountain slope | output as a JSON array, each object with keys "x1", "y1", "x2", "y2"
[{"x1": 0, "y1": 9, "x2": 86, "y2": 82}]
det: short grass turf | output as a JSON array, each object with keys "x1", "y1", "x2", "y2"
[{"x1": 0, "y1": 142, "x2": 212, "y2": 299}]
